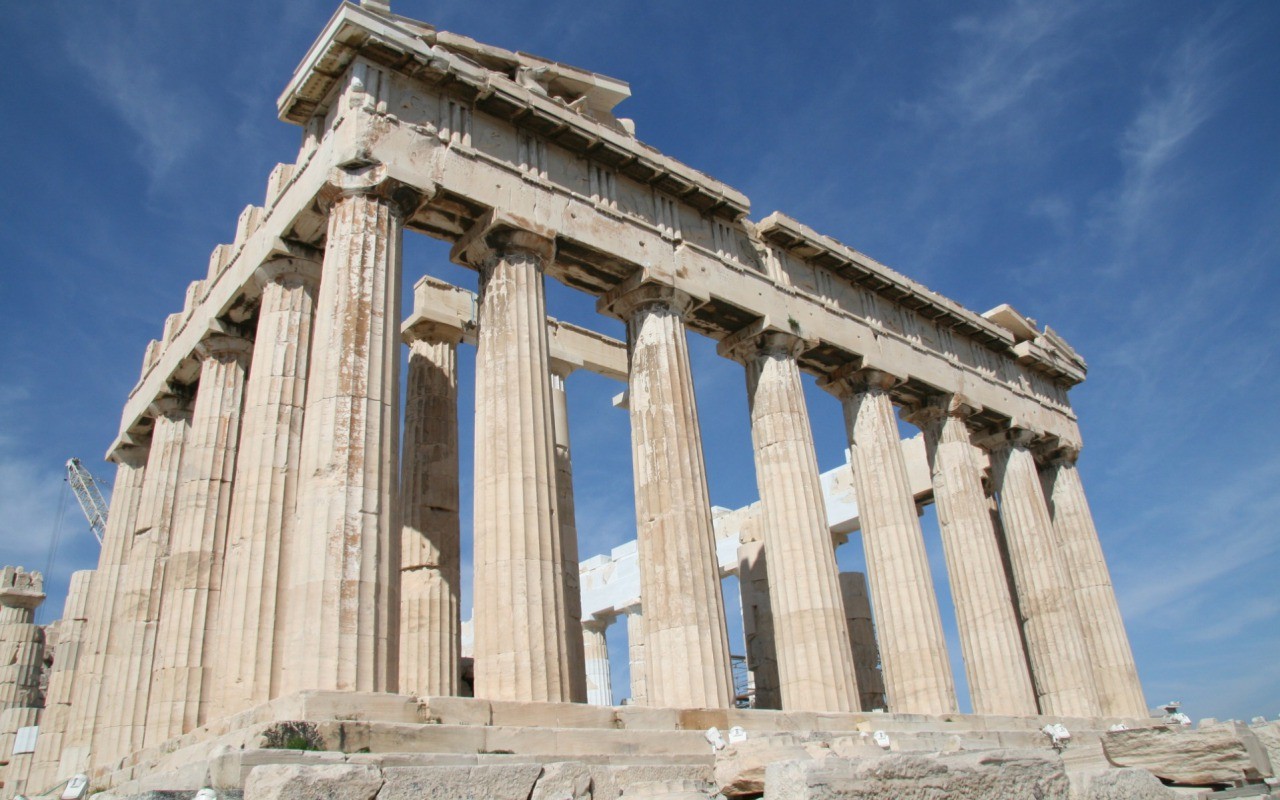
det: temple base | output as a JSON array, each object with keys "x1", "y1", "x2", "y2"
[{"x1": 83, "y1": 692, "x2": 1152, "y2": 798}]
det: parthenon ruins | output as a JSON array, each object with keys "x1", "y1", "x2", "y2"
[{"x1": 12, "y1": 2, "x2": 1273, "y2": 798}]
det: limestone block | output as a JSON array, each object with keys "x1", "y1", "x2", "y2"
[
  {"x1": 714, "y1": 735, "x2": 829, "y2": 796},
  {"x1": 530, "y1": 761, "x2": 592, "y2": 800},
  {"x1": 208, "y1": 748, "x2": 348, "y2": 791},
  {"x1": 1083, "y1": 768, "x2": 1179, "y2": 799},
  {"x1": 418, "y1": 696, "x2": 493, "y2": 726},
  {"x1": 618, "y1": 779, "x2": 712, "y2": 799},
  {"x1": 244, "y1": 764, "x2": 383, "y2": 800},
  {"x1": 587, "y1": 766, "x2": 714, "y2": 800},
  {"x1": 266, "y1": 163, "x2": 297, "y2": 207},
  {"x1": 207, "y1": 243, "x2": 233, "y2": 282},
  {"x1": 764, "y1": 749, "x2": 1070, "y2": 800},
  {"x1": 377, "y1": 765, "x2": 543, "y2": 800},
  {"x1": 489, "y1": 699, "x2": 617, "y2": 729},
  {"x1": 1102, "y1": 724, "x2": 1269, "y2": 785},
  {"x1": 1252, "y1": 721, "x2": 1280, "y2": 774}
]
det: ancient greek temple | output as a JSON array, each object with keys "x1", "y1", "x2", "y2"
[{"x1": 2, "y1": 2, "x2": 1166, "y2": 797}]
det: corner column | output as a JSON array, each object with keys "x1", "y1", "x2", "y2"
[
  {"x1": 96, "y1": 395, "x2": 191, "y2": 766},
  {"x1": 280, "y1": 167, "x2": 414, "y2": 695},
  {"x1": 905, "y1": 396, "x2": 1038, "y2": 716},
  {"x1": 721, "y1": 327, "x2": 858, "y2": 712},
  {"x1": 457, "y1": 214, "x2": 574, "y2": 702},
  {"x1": 25, "y1": 570, "x2": 92, "y2": 790},
  {"x1": 147, "y1": 333, "x2": 251, "y2": 745},
  {"x1": 211, "y1": 257, "x2": 320, "y2": 718},
  {"x1": 987, "y1": 428, "x2": 1100, "y2": 717},
  {"x1": 598, "y1": 280, "x2": 733, "y2": 710},
  {"x1": 821, "y1": 367, "x2": 957, "y2": 715},
  {"x1": 399, "y1": 325, "x2": 463, "y2": 698},
  {"x1": 1041, "y1": 448, "x2": 1146, "y2": 717}
]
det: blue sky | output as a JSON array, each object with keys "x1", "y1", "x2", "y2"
[{"x1": 1, "y1": 1, "x2": 1277, "y2": 719}]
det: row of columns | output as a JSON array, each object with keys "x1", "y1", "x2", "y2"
[{"x1": 43, "y1": 165, "x2": 1144, "y2": 780}]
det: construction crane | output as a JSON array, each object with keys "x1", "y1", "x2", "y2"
[{"x1": 65, "y1": 458, "x2": 110, "y2": 545}]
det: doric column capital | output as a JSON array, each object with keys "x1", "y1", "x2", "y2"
[
  {"x1": 0, "y1": 568, "x2": 45, "y2": 610},
  {"x1": 196, "y1": 332, "x2": 254, "y2": 365},
  {"x1": 317, "y1": 163, "x2": 427, "y2": 218},
  {"x1": 901, "y1": 393, "x2": 980, "y2": 432},
  {"x1": 149, "y1": 394, "x2": 194, "y2": 421},
  {"x1": 1042, "y1": 444, "x2": 1082, "y2": 467},
  {"x1": 110, "y1": 442, "x2": 150, "y2": 469},
  {"x1": 404, "y1": 319, "x2": 464, "y2": 347},
  {"x1": 818, "y1": 363, "x2": 905, "y2": 400},
  {"x1": 716, "y1": 320, "x2": 810, "y2": 365},
  {"x1": 254, "y1": 256, "x2": 321, "y2": 290},
  {"x1": 976, "y1": 425, "x2": 1042, "y2": 452},
  {"x1": 582, "y1": 615, "x2": 615, "y2": 634},
  {"x1": 597, "y1": 275, "x2": 703, "y2": 323},
  {"x1": 451, "y1": 210, "x2": 556, "y2": 270}
]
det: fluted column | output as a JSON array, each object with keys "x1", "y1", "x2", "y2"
[
  {"x1": 625, "y1": 605, "x2": 647, "y2": 705},
  {"x1": 583, "y1": 618, "x2": 613, "y2": 707},
  {"x1": 26, "y1": 570, "x2": 92, "y2": 789},
  {"x1": 839, "y1": 572, "x2": 886, "y2": 711},
  {"x1": 598, "y1": 280, "x2": 733, "y2": 710},
  {"x1": 821, "y1": 367, "x2": 956, "y2": 715},
  {"x1": 737, "y1": 540, "x2": 780, "y2": 709},
  {"x1": 1042, "y1": 449, "x2": 1146, "y2": 717},
  {"x1": 905, "y1": 396, "x2": 1038, "y2": 716},
  {"x1": 722, "y1": 328, "x2": 858, "y2": 712},
  {"x1": 61, "y1": 444, "x2": 146, "y2": 770},
  {"x1": 459, "y1": 214, "x2": 574, "y2": 702},
  {"x1": 399, "y1": 327, "x2": 463, "y2": 698},
  {"x1": 0, "y1": 568, "x2": 44, "y2": 712},
  {"x1": 280, "y1": 168, "x2": 412, "y2": 696},
  {"x1": 95, "y1": 396, "x2": 190, "y2": 766},
  {"x1": 551, "y1": 362, "x2": 589, "y2": 703},
  {"x1": 988, "y1": 429, "x2": 1100, "y2": 717},
  {"x1": 147, "y1": 334, "x2": 250, "y2": 745},
  {"x1": 211, "y1": 258, "x2": 320, "y2": 719}
]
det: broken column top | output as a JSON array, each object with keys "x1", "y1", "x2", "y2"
[{"x1": 0, "y1": 566, "x2": 45, "y2": 609}]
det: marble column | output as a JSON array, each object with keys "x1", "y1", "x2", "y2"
[
  {"x1": 399, "y1": 327, "x2": 463, "y2": 698},
  {"x1": 211, "y1": 258, "x2": 320, "y2": 719},
  {"x1": 459, "y1": 216, "x2": 574, "y2": 702},
  {"x1": 723, "y1": 328, "x2": 858, "y2": 712},
  {"x1": 147, "y1": 334, "x2": 251, "y2": 745},
  {"x1": 95, "y1": 396, "x2": 191, "y2": 767},
  {"x1": 737, "y1": 540, "x2": 780, "y2": 710},
  {"x1": 988, "y1": 429, "x2": 1100, "y2": 717},
  {"x1": 1041, "y1": 449, "x2": 1147, "y2": 718},
  {"x1": 905, "y1": 396, "x2": 1038, "y2": 716},
  {"x1": 0, "y1": 568, "x2": 45, "y2": 712},
  {"x1": 625, "y1": 605, "x2": 647, "y2": 706},
  {"x1": 61, "y1": 444, "x2": 146, "y2": 770},
  {"x1": 550, "y1": 362, "x2": 589, "y2": 703},
  {"x1": 598, "y1": 280, "x2": 733, "y2": 710},
  {"x1": 280, "y1": 169, "x2": 411, "y2": 696},
  {"x1": 26, "y1": 569, "x2": 92, "y2": 790},
  {"x1": 839, "y1": 572, "x2": 886, "y2": 712},
  {"x1": 821, "y1": 367, "x2": 957, "y2": 715},
  {"x1": 583, "y1": 618, "x2": 613, "y2": 707}
]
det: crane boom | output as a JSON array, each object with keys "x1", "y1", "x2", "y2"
[{"x1": 66, "y1": 458, "x2": 110, "y2": 545}]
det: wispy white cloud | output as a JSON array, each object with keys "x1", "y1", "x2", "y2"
[
  {"x1": 62, "y1": 16, "x2": 207, "y2": 184},
  {"x1": 1097, "y1": 22, "x2": 1231, "y2": 256}
]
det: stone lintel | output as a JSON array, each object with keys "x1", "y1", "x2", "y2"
[
  {"x1": 402, "y1": 276, "x2": 627, "y2": 381},
  {"x1": 451, "y1": 210, "x2": 555, "y2": 269},
  {"x1": 0, "y1": 587, "x2": 45, "y2": 611},
  {"x1": 716, "y1": 319, "x2": 813, "y2": 365}
]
